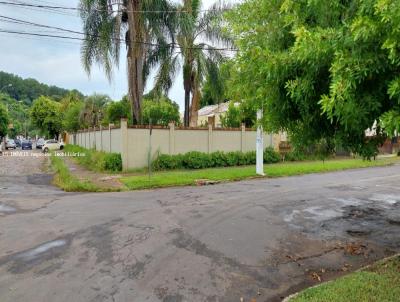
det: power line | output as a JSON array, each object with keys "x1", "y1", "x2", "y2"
[
  {"x1": 0, "y1": 1, "x2": 230, "y2": 13},
  {"x1": 0, "y1": 28, "x2": 238, "y2": 51}
]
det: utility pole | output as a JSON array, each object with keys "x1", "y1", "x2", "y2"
[{"x1": 256, "y1": 109, "x2": 264, "y2": 176}]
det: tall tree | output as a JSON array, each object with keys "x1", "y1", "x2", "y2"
[
  {"x1": 0, "y1": 103, "x2": 9, "y2": 140},
  {"x1": 153, "y1": 0, "x2": 232, "y2": 127},
  {"x1": 228, "y1": 0, "x2": 400, "y2": 158},
  {"x1": 30, "y1": 96, "x2": 63, "y2": 138},
  {"x1": 80, "y1": 0, "x2": 176, "y2": 124},
  {"x1": 79, "y1": 94, "x2": 111, "y2": 128}
]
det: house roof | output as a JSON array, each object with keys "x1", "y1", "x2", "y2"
[{"x1": 198, "y1": 102, "x2": 234, "y2": 117}]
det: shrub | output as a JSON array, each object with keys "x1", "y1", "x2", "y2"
[
  {"x1": 64, "y1": 145, "x2": 122, "y2": 172},
  {"x1": 210, "y1": 151, "x2": 228, "y2": 167},
  {"x1": 103, "y1": 153, "x2": 122, "y2": 172},
  {"x1": 152, "y1": 154, "x2": 183, "y2": 170},
  {"x1": 263, "y1": 147, "x2": 280, "y2": 163},
  {"x1": 182, "y1": 151, "x2": 212, "y2": 169}
]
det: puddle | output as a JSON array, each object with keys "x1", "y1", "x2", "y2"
[
  {"x1": 0, "y1": 203, "x2": 17, "y2": 213},
  {"x1": 369, "y1": 194, "x2": 400, "y2": 205},
  {"x1": 329, "y1": 197, "x2": 364, "y2": 207},
  {"x1": 303, "y1": 206, "x2": 343, "y2": 221},
  {"x1": 15, "y1": 240, "x2": 67, "y2": 262}
]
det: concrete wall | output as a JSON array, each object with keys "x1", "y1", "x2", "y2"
[{"x1": 72, "y1": 120, "x2": 277, "y2": 171}]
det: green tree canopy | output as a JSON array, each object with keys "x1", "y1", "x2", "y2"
[
  {"x1": 228, "y1": 0, "x2": 400, "y2": 157},
  {"x1": 0, "y1": 103, "x2": 9, "y2": 139},
  {"x1": 30, "y1": 96, "x2": 63, "y2": 138},
  {"x1": 0, "y1": 71, "x2": 83, "y2": 105}
]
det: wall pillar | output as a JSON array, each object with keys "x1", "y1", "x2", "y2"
[
  {"x1": 208, "y1": 124, "x2": 213, "y2": 153},
  {"x1": 109, "y1": 124, "x2": 112, "y2": 153},
  {"x1": 168, "y1": 122, "x2": 175, "y2": 155},
  {"x1": 120, "y1": 119, "x2": 129, "y2": 171},
  {"x1": 241, "y1": 123, "x2": 246, "y2": 152},
  {"x1": 100, "y1": 125, "x2": 103, "y2": 151}
]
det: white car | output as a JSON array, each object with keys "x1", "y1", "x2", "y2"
[
  {"x1": 42, "y1": 140, "x2": 64, "y2": 153},
  {"x1": 5, "y1": 139, "x2": 16, "y2": 150}
]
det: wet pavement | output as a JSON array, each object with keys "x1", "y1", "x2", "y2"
[{"x1": 0, "y1": 154, "x2": 400, "y2": 301}]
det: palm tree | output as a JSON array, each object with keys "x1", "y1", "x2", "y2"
[
  {"x1": 79, "y1": 0, "x2": 176, "y2": 124},
  {"x1": 152, "y1": 0, "x2": 232, "y2": 127},
  {"x1": 79, "y1": 94, "x2": 111, "y2": 127}
]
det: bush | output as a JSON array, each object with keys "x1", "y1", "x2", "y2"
[
  {"x1": 103, "y1": 153, "x2": 122, "y2": 172},
  {"x1": 210, "y1": 151, "x2": 228, "y2": 167},
  {"x1": 151, "y1": 148, "x2": 281, "y2": 171},
  {"x1": 152, "y1": 154, "x2": 183, "y2": 170},
  {"x1": 64, "y1": 145, "x2": 122, "y2": 172},
  {"x1": 264, "y1": 147, "x2": 280, "y2": 163},
  {"x1": 182, "y1": 151, "x2": 212, "y2": 169}
]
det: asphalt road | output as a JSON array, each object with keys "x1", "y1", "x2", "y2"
[{"x1": 1, "y1": 153, "x2": 400, "y2": 302}]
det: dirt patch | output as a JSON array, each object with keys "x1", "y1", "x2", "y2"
[{"x1": 64, "y1": 158, "x2": 125, "y2": 190}]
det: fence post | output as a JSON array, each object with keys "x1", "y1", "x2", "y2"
[
  {"x1": 120, "y1": 119, "x2": 129, "y2": 171},
  {"x1": 241, "y1": 123, "x2": 246, "y2": 152},
  {"x1": 169, "y1": 122, "x2": 175, "y2": 155}
]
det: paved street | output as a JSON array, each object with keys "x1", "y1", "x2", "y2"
[{"x1": 1, "y1": 153, "x2": 400, "y2": 301}]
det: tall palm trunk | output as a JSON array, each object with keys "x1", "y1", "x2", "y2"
[
  {"x1": 190, "y1": 85, "x2": 200, "y2": 127},
  {"x1": 184, "y1": 87, "x2": 191, "y2": 127},
  {"x1": 127, "y1": 0, "x2": 145, "y2": 124},
  {"x1": 183, "y1": 62, "x2": 192, "y2": 127}
]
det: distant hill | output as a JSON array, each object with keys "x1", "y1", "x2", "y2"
[{"x1": 0, "y1": 71, "x2": 84, "y2": 105}]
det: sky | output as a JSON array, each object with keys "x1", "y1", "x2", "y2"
[{"x1": 0, "y1": 0, "x2": 235, "y2": 109}]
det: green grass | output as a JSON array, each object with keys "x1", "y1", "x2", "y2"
[
  {"x1": 289, "y1": 255, "x2": 400, "y2": 302},
  {"x1": 51, "y1": 154, "x2": 104, "y2": 192},
  {"x1": 121, "y1": 157, "x2": 399, "y2": 190}
]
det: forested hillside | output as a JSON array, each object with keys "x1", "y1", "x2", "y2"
[{"x1": 0, "y1": 71, "x2": 83, "y2": 105}]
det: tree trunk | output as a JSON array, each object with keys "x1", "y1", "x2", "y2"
[
  {"x1": 190, "y1": 86, "x2": 200, "y2": 127},
  {"x1": 184, "y1": 88, "x2": 190, "y2": 127},
  {"x1": 127, "y1": 0, "x2": 145, "y2": 124}
]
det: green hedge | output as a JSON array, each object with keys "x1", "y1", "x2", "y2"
[
  {"x1": 64, "y1": 145, "x2": 122, "y2": 172},
  {"x1": 152, "y1": 147, "x2": 280, "y2": 171}
]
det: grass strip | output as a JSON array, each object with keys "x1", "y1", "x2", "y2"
[
  {"x1": 121, "y1": 157, "x2": 399, "y2": 190},
  {"x1": 51, "y1": 154, "x2": 103, "y2": 192},
  {"x1": 289, "y1": 254, "x2": 400, "y2": 302}
]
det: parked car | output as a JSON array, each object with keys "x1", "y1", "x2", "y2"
[
  {"x1": 36, "y1": 138, "x2": 45, "y2": 149},
  {"x1": 21, "y1": 139, "x2": 32, "y2": 150},
  {"x1": 42, "y1": 140, "x2": 64, "y2": 153},
  {"x1": 5, "y1": 139, "x2": 16, "y2": 150},
  {"x1": 15, "y1": 139, "x2": 21, "y2": 148}
]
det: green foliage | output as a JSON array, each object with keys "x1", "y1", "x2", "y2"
[
  {"x1": 227, "y1": 0, "x2": 400, "y2": 158},
  {"x1": 79, "y1": 94, "x2": 111, "y2": 128},
  {"x1": 30, "y1": 96, "x2": 62, "y2": 137},
  {"x1": 0, "y1": 71, "x2": 82, "y2": 105},
  {"x1": 103, "y1": 153, "x2": 123, "y2": 172},
  {"x1": 51, "y1": 154, "x2": 100, "y2": 192},
  {"x1": 104, "y1": 93, "x2": 180, "y2": 126},
  {"x1": 64, "y1": 145, "x2": 122, "y2": 172},
  {"x1": 200, "y1": 60, "x2": 234, "y2": 107},
  {"x1": 221, "y1": 101, "x2": 241, "y2": 128},
  {"x1": 0, "y1": 102, "x2": 9, "y2": 138},
  {"x1": 142, "y1": 95, "x2": 181, "y2": 126},
  {"x1": 104, "y1": 96, "x2": 131, "y2": 125},
  {"x1": 152, "y1": 148, "x2": 281, "y2": 170},
  {"x1": 63, "y1": 101, "x2": 84, "y2": 132},
  {"x1": 264, "y1": 147, "x2": 281, "y2": 163},
  {"x1": 221, "y1": 101, "x2": 257, "y2": 128}
]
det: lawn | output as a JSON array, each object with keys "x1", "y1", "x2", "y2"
[
  {"x1": 121, "y1": 157, "x2": 399, "y2": 190},
  {"x1": 289, "y1": 255, "x2": 400, "y2": 302}
]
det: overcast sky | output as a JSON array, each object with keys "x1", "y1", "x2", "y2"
[{"x1": 0, "y1": 0, "x2": 236, "y2": 109}]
